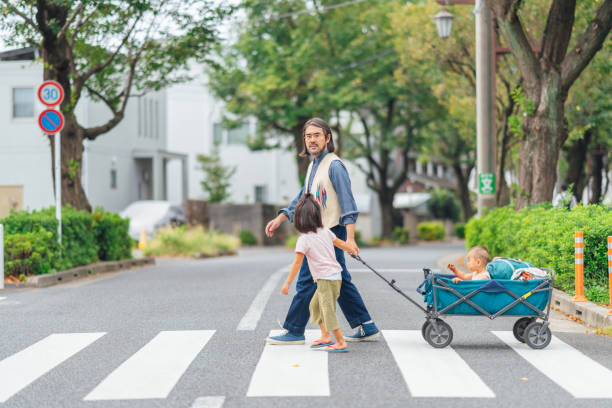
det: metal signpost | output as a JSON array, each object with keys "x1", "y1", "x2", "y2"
[{"x1": 37, "y1": 81, "x2": 65, "y2": 245}]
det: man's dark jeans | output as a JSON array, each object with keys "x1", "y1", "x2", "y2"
[{"x1": 283, "y1": 224, "x2": 372, "y2": 335}]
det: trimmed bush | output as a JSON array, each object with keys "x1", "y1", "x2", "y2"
[
  {"x1": 418, "y1": 221, "x2": 445, "y2": 241},
  {"x1": 391, "y1": 226, "x2": 410, "y2": 244},
  {"x1": 143, "y1": 225, "x2": 240, "y2": 257},
  {"x1": 465, "y1": 204, "x2": 612, "y2": 304},
  {"x1": 454, "y1": 222, "x2": 466, "y2": 239},
  {"x1": 2, "y1": 206, "x2": 133, "y2": 277},
  {"x1": 92, "y1": 207, "x2": 132, "y2": 261},
  {"x1": 239, "y1": 230, "x2": 257, "y2": 246},
  {"x1": 3, "y1": 229, "x2": 57, "y2": 276},
  {"x1": 285, "y1": 234, "x2": 298, "y2": 249},
  {"x1": 427, "y1": 188, "x2": 460, "y2": 222}
]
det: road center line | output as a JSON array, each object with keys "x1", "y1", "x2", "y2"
[{"x1": 237, "y1": 267, "x2": 287, "y2": 331}]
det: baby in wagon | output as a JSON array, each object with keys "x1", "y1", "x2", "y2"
[{"x1": 447, "y1": 245, "x2": 491, "y2": 283}]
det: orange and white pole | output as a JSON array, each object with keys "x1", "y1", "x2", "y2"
[
  {"x1": 607, "y1": 236, "x2": 612, "y2": 315},
  {"x1": 573, "y1": 231, "x2": 587, "y2": 302}
]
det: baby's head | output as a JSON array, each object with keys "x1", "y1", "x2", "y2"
[
  {"x1": 294, "y1": 193, "x2": 323, "y2": 234},
  {"x1": 466, "y1": 246, "x2": 490, "y2": 273}
]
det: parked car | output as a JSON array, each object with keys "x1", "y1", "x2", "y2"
[{"x1": 119, "y1": 200, "x2": 185, "y2": 241}]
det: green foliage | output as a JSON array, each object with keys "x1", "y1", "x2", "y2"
[
  {"x1": 418, "y1": 222, "x2": 445, "y2": 241},
  {"x1": 92, "y1": 207, "x2": 132, "y2": 261},
  {"x1": 465, "y1": 205, "x2": 612, "y2": 304},
  {"x1": 143, "y1": 226, "x2": 240, "y2": 257},
  {"x1": 427, "y1": 188, "x2": 460, "y2": 221},
  {"x1": 68, "y1": 158, "x2": 79, "y2": 181},
  {"x1": 454, "y1": 223, "x2": 466, "y2": 239},
  {"x1": 3, "y1": 229, "x2": 57, "y2": 276},
  {"x1": 239, "y1": 229, "x2": 257, "y2": 246},
  {"x1": 1, "y1": 206, "x2": 132, "y2": 277},
  {"x1": 196, "y1": 148, "x2": 237, "y2": 203},
  {"x1": 391, "y1": 227, "x2": 410, "y2": 244},
  {"x1": 285, "y1": 235, "x2": 298, "y2": 249}
]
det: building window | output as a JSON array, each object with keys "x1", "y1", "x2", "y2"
[
  {"x1": 227, "y1": 122, "x2": 250, "y2": 145},
  {"x1": 12, "y1": 87, "x2": 34, "y2": 118},
  {"x1": 110, "y1": 169, "x2": 117, "y2": 189},
  {"x1": 254, "y1": 185, "x2": 267, "y2": 203},
  {"x1": 213, "y1": 123, "x2": 223, "y2": 145}
]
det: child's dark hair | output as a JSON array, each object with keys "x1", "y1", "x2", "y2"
[{"x1": 294, "y1": 193, "x2": 323, "y2": 234}]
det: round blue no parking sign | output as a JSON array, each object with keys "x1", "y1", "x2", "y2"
[{"x1": 38, "y1": 109, "x2": 65, "y2": 134}]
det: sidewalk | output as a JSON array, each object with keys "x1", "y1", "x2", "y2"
[{"x1": 437, "y1": 253, "x2": 612, "y2": 331}]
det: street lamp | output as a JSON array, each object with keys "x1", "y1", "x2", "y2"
[
  {"x1": 433, "y1": 0, "x2": 497, "y2": 216},
  {"x1": 434, "y1": 6, "x2": 454, "y2": 39}
]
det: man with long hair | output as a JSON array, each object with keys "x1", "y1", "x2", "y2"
[{"x1": 264, "y1": 117, "x2": 379, "y2": 344}]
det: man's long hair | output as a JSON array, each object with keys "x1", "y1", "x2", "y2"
[{"x1": 298, "y1": 117, "x2": 336, "y2": 157}]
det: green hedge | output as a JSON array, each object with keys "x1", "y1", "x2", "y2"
[
  {"x1": 92, "y1": 207, "x2": 132, "y2": 261},
  {"x1": 454, "y1": 222, "x2": 466, "y2": 239},
  {"x1": 466, "y1": 204, "x2": 612, "y2": 304},
  {"x1": 239, "y1": 230, "x2": 257, "y2": 246},
  {"x1": 391, "y1": 226, "x2": 410, "y2": 244},
  {"x1": 418, "y1": 221, "x2": 445, "y2": 241},
  {"x1": 2, "y1": 206, "x2": 131, "y2": 277}
]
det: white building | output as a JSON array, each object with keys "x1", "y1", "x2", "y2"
[{"x1": 0, "y1": 48, "x2": 301, "y2": 216}]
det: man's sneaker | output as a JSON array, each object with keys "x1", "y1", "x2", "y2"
[
  {"x1": 345, "y1": 322, "x2": 380, "y2": 342},
  {"x1": 265, "y1": 330, "x2": 305, "y2": 345}
]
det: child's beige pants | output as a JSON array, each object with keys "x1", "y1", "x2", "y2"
[{"x1": 309, "y1": 279, "x2": 342, "y2": 332}]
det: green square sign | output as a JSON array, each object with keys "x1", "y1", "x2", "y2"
[{"x1": 479, "y1": 173, "x2": 496, "y2": 195}]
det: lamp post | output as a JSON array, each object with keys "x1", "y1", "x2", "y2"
[{"x1": 434, "y1": 0, "x2": 499, "y2": 216}]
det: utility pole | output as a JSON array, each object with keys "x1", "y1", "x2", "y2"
[{"x1": 474, "y1": 1, "x2": 496, "y2": 214}]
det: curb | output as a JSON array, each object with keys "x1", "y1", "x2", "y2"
[
  {"x1": 437, "y1": 252, "x2": 612, "y2": 329},
  {"x1": 24, "y1": 258, "x2": 155, "y2": 288}
]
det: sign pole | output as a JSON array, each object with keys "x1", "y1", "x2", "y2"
[{"x1": 55, "y1": 132, "x2": 61, "y2": 247}]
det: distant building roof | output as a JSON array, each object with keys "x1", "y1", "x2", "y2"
[
  {"x1": 393, "y1": 192, "x2": 431, "y2": 209},
  {"x1": 0, "y1": 47, "x2": 39, "y2": 61}
]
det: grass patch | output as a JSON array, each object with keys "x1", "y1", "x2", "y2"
[{"x1": 143, "y1": 226, "x2": 240, "y2": 258}]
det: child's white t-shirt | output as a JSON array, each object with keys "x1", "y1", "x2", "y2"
[{"x1": 295, "y1": 227, "x2": 342, "y2": 281}]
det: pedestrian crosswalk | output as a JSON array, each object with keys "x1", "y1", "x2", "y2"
[{"x1": 0, "y1": 329, "x2": 610, "y2": 403}]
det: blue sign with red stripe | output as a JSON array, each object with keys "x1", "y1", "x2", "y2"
[{"x1": 38, "y1": 109, "x2": 64, "y2": 134}]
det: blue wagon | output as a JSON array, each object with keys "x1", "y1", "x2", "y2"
[{"x1": 352, "y1": 255, "x2": 554, "y2": 350}]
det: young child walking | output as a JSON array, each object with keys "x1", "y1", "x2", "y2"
[{"x1": 281, "y1": 194, "x2": 357, "y2": 352}]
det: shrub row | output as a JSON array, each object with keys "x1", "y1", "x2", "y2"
[
  {"x1": 466, "y1": 204, "x2": 612, "y2": 304},
  {"x1": 418, "y1": 221, "x2": 445, "y2": 241},
  {"x1": 2, "y1": 206, "x2": 132, "y2": 277}
]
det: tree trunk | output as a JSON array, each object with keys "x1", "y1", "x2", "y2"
[
  {"x1": 41, "y1": 13, "x2": 92, "y2": 212},
  {"x1": 563, "y1": 129, "x2": 592, "y2": 202},
  {"x1": 377, "y1": 188, "x2": 395, "y2": 239},
  {"x1": 453, "y1": 164, "x2": 474, "y2": 221},
  {"x1": 588, "y1": 148, "x2": 604, "y2": 204},
  {"x1": 516, "y1": 75, "x2": 568, "y2": 208}
]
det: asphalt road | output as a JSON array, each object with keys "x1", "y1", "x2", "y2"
[{"x1": 0, "y1": 242, "x2": 611, "y2": 408}]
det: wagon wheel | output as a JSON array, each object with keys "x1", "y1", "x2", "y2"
[
  {"x1": 524, "y1": 322, "x2": 552, "y2": 349},
  {"x1": 421, "y1": 321, "x2": 430, "y2": 340},
  {"x1": 512, "y1": 317, "x2": 535, "y2": 343},
  {"x1": 424, "y1": 319, "x2": 453, "y2": 348}
]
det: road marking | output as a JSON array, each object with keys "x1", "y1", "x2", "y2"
[
  {"x1": 0, "y1": 297, "x2": 6, "y2": 301},
  {"x1": 237, "y1": 267, "x2": 287, "y2": 330},
  {"x1": 0, "y1": 332, "x2": 106, "y2": 403},
  {"x1": 493, "y1": 331, "x2": 612, "y2": 398},
  {"x1": 84, "y1": 330, "x2": 215, "y2": 400},
  {"x1": 247, "y1": 330, "x2": 328, "y2": 397},
  {"x1": 191, "y1": 396, "x2": 225, "y2": 408},
  {"x1": 383, "y1": 330, "x2": 495, "y2": 398}
]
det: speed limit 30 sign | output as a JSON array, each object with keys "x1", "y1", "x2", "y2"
[{"x1": 38, "y1": 80, "x2": 64, "y2": 107}]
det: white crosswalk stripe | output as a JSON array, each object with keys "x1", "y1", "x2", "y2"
[
  {"x1": 383, "y1": 330, "x2": 495, "y2": 398},
  {"x1": 0, "y1": 329, "x2": 611, "y2": 402},
  {"x1": 0, "y1": 332, "x2": 106, "y2": 403},
  {"x1": 493, "y1": 331, "x2": 612, "y2": 398},
  {"x1": 84, "y1": 330, "x2": 215, "y2": 401},
  {"x1": 247, "y1": 330, "x2": 329, "y2": 397}
]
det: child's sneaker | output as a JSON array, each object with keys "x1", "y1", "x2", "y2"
[
  {"x1": 345, "y1": 322, "x2": 380, "y2": 342},
  {"x1": 265, "y1": 330, "x2": 306, "y2": 345}
]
